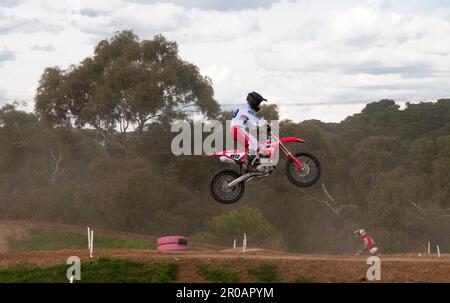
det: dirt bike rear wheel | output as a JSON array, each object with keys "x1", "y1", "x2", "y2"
[
  {"x1": 210, "y1": 169, "x2": 245, "y2": 204},
  {"x1": 286, "y1": 152, "x2": 321, "y2": 187}
]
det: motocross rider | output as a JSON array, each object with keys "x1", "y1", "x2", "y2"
[
  {"x1": 354, "y1": 229, "x2": 379, "y2": 255},
  {"x1": 230, "y1": 92, "x2": 268, "y2": 171}
]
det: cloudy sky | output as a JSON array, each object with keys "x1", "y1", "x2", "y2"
[{"x1": 1, "y1": 0, "x2": 450, "y2": 122}]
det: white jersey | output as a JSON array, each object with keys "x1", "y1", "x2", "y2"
[{"x1": 230, "y1": 104, "x2": 264, "y2": 129}]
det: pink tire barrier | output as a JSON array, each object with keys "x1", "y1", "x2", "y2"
[
  {"x1": 157, "y1": 236, "x2": 188, "y2": 252},
  {"x1": 158, "y1": 243, "x2": 188, "y2": 252},
  {"x1": 157, "y1": 236, "x2": 187, "y2": 246}
]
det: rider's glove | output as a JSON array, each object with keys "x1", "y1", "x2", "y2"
[{"x1": 257, "y1": 118, "x2": 268, "y2": 128}]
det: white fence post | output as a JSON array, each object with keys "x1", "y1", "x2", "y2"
[
  {"x1": 437, "y1": 245, "x2": 441, "y2": 258},
  {"x1": 87, "y1": 227, "x2": 91, "y2": 251},
  {"x1": 90, "y1": 230, "x2": 94, "y2": 258}
]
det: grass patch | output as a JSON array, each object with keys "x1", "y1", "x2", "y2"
[
  {"x1": 0, "y1": 264, "x2": 68, "y2": 283},
  {"x1": 152, "y1": 262, "x2": 178, "y2": 283},
  {"x1": 295, "y1": 277, "x2": 316, "y2": 283},
  {"x1": 199, "y1": 266, "x2": 239, "y2": 283},
  {"x1": 7, "y1": 229, "x2": 153, "y2": 251},
  {"x1": 0, "y1": 257, "x2": 177, "y2": 283},
  {"x1": 248, "y1": 262, "x2": 278, "y2": 282}
]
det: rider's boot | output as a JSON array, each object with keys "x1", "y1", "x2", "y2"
[
  {"x1": 245, "y1": 149, "x2": 258, "y2": 172},
  {"x1": 245, "y1": 155, "x2": 256, "y2": 171},
  {"x1": 259, "y1": 152, "x2": 270, "y2": 158}
]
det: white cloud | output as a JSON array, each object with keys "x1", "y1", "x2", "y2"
[
  {"x1": 0, "y1": 92, "x2": 5, "y2": 105},
  {"x1": 0, "y1": 48, "x2": 15, "y2": 62},
  {"x1": 75, "y1": 2, "x2": 188, "y2": 37},
  {"x1": 0, "y1": 1, "x2": 71, "y2": 34},
  {"x1": 73, "y1": 2, "x2": 261, "y2": 43},
  {"x1": 174, "y1": 10, "x2": 260, "y2": 43},
  {"x1": 30, "y1": 44, "x2": 55, "y2": 52},
  {"x1": 123, "y1": 0, "x2": 291, "y2": 11},
  {"x1": 1, "y1": 0, "x2": 450, "y2": 122},
  {"x1": 252, "y1": 1, "x2": 450, "y2": 106},
  {"x1": 0, "y1": 0, "x2": 26, "y2": 7},
  {"x1": 280, "y1": 103, "x2": 367, "y2": 123}
]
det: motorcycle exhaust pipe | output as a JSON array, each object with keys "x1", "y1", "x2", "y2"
[{"x1": 225, "y1": 172, "x2": 260, "y2": 188}]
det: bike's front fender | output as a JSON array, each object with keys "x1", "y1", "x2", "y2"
[{"x1": 280, "y1": 137, "x2": 306, "y2": 144}]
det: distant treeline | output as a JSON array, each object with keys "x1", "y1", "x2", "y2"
[{"x1": 0, "y1": 31, "x2": 449, "y2": 253}]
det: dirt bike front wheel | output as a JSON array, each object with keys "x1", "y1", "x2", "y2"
[
  {"x1": 286, "y1": 152, "x2": 321, "y2": 187},
  {"x1": 210, "y1": 169, "x2": 245, "y2": 204}
]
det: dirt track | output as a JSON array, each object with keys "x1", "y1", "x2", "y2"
[
  {"x1": 0, "y1": 220, "x2": 448, "y2": 282},
  {"x1": 1, "y1": 249, "x2": 449, "y2": 282}
]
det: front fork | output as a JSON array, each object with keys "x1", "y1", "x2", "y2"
[
  {"x1": 271, "y1": 132, "x2": 304, "y2": 170},
  {"x1": 282, "y1": 145, "x2": 304, "y2": 170}
]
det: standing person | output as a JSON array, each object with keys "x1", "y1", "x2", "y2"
[{"x1": 354, "y1": 229, "x2": 378, "y2": 255}]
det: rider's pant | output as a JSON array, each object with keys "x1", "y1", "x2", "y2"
[{"x1": 231, "y1": 126, "x2": 258, "y2": 154}]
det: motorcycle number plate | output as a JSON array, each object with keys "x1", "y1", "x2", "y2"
[{"x1": 230, "y1": 154, "x2": 244, "y2": 161}]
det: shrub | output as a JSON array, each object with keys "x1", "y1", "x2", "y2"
[
  {"x1": 195, "y1": 205, "x2": 276, "y2": 246},
  {"x1": 248, "y1": 263, "x2": 278, "y2": 282},
  {"x1": 199, "y1": 267, "x2": 239, "y2": 283},
  {"x1": 152, "y1": 262, "x2": 178, "y2": 283}
]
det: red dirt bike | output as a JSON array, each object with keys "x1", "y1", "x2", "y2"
[{"x1": 205, "y1": 126, "x2": 321, "y2": 204}]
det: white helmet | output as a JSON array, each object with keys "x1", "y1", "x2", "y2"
[{"x1": 354, "y1": 229, "x2": 366, "y2": 236}]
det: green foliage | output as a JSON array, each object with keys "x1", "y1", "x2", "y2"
[
  {"x1": 152, "y1": 262, "x2": 178, "y2": 283},
  {"x1": 195, "y1": 206, "x2": 276, "y2": 246},
  {"x1": 0, "y1": 257, "x2": 178, "y2": 283},
  {"x1": 0, "y1": 264, "x2": 68, "y2": 283},
  {"x1": 248, "y1": 263, "x2": 278, "y2": 282},
  {"x1": 2, "y1": 95, "x2": 450, "y2": 254},
  {"x1": 199, "y1": 266, "x2": 239, "y2": 283},
  {"x1": 7, "y1": 230, "x2": 152, "y2": 252},
  {"x1": 259, "y1": 104, "x2": 280, "y2": 121}
]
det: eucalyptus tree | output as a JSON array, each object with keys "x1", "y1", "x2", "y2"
[{"x1": 35, "y1": 30, "x2": 219, "y2": 146}]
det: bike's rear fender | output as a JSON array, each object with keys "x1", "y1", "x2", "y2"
[
  {"x1": 204, "y1": 150, "x2": 246, "y2": 164},
  {"x1": 204, "y1": 150, "x2": 245, "y2": 157}
]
